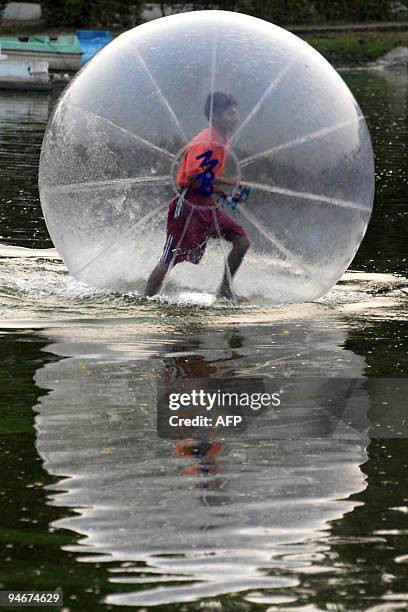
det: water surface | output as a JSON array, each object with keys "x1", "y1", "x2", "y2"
[{"x1": 0, "y1": 70, "x2": 407, "y2": 611}]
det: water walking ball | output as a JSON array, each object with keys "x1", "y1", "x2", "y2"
[{"x1": 39, "y1": 10, "x2": 374, "y2": 302}]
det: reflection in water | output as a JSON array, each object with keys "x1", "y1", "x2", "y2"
[{"x1": 33, "y1": 317, "x2": 370, "y2": 607}]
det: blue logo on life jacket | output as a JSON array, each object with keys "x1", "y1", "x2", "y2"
[{"x1": 195, "y1": 149, "x2": 219, "y2": 196}]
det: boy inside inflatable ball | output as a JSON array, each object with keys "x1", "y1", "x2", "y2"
[{"x1": 145, "y1": 92, "x2": 250, "y2": 302}]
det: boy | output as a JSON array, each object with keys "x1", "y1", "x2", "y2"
[{"x1": 145, "y1": 91, "x2": 250, "y2": 301}]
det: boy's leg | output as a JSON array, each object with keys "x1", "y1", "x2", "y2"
[
  {"x1": 145, "y1": 233, "x2": 178, "y2": 296},
  {"x1": 145, "y1": 259, "x2": 169, "y2": 297},
  {"x1": 213, "y1": 207, "x2": 250, "y2": 300},
  {"x1": 145, "y1": 189, "x2": 192, "y2": 297},
  {"x1": 217, "y1": 233, "x2": 250, "y2": 300}
]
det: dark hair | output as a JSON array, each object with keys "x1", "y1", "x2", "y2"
[{"x1": 204, "y1": 91, "x2": 238, "y2": 120}]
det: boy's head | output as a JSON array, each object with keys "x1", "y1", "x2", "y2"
[{"x1": 204, "y1": 92, "x2": 238, "y2": 134}]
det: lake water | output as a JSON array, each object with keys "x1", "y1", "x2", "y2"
[{"x1": 0, "y1": 69, "x2": 407, "y2": 611}]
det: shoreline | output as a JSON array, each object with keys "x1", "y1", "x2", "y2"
[
  {"x1": 300, "y1": 28, "x2": 408, "y2": 65},
  {"x1": 1, "y1": 21, "x2": 408, "y2": 67}
]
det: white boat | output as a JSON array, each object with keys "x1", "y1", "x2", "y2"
[
  {"x1": 0, "y1": 34, "x2": 82, "y2": 72},
  {"x1": 0, "y1": 46, "x2": 51, "y2": 90}
]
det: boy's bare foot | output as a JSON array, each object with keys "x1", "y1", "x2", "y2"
[
  {"x1": 233, "y1": 294, "x2": 249, "y2": 304},
  {"x1": 217, "y1": 290, "x2": 249, "y2": 304}
]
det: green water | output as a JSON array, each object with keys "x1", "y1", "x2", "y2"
[{"x1": 0, "y1": 69, "x2": 407, "y2": 611}]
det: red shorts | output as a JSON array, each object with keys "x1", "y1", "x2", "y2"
[{"x1": 162, "y1": 189, "x2": 246, "y2": 266}]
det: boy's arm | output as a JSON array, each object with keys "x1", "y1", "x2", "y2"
[
  {"x1": 182, "y1": 175, "x2": 242, "y2": 195},
  {"x1": 185, "y1": 172, "x2": 203, "y2": 191},
  {"x1": 214, "y1": 176, "x2": 239, "y2": 188}
]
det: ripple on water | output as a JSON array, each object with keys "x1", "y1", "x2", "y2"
[{"x1": 0, "y1": 244, "x2": 407, "y2": 326}]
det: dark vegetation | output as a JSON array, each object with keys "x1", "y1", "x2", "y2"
[{"x1": 39, "y1": 0, "x2": 398, "y2": 27}]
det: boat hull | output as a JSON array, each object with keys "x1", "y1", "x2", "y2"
[
  {"x1": 0, "y1": 48, "x2": 82, "y2": 71},
  {"x1": 0, "y1": 78, "x2": 51, "y2": 91}
]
